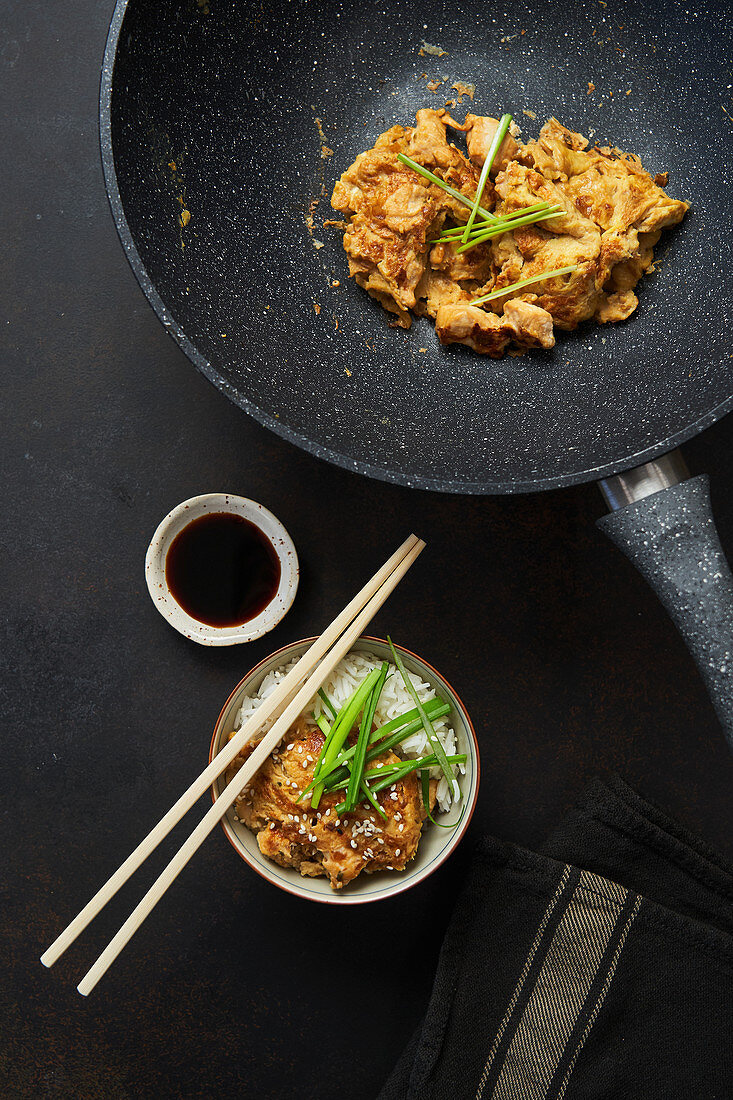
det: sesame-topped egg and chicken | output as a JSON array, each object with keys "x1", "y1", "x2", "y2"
[{"x1": 227, "y1": 718, "x2": 437, "y2": 890}]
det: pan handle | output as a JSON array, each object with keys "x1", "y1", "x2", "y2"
[{"x1": 597, "y1": 451, "x2": 733, "y2": 752}]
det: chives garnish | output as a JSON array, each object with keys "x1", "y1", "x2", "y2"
[
  {"x1": 293, "y1": 647, "x2": 466, "y2": 818},
  {"x1": 455, "y1": 208, "x2": 561, "y2": 253},
  {"x1": 329, "y1": 754, "x2": 467, "y2": 795},
  {"x1": 446, "y1": 202, "x2": 554, "y2": 231},
  {"x1": 318, "y1": 689, "x2": 338, "y2": 720},
  {"x1": 434, "y1": 220, "x2": 495, "y2": 238},
  {"x1": 430, "y1": 202, "x2": 557, "y2": 244},
  {"x1": 310, "y1": 668, "x2": 381, "y2": 808},
  {"x1": 346, "y1": 662, "x2": 389, "y2": 811},
  {"x1": 431, "y1": 219, "x2": 498, "y2": 242},
  {"x1": 366, "y1": 763, "x2": 418, "y2": 795},
  {"x1": 307, "y1": 700, "x2": 450, "y2": 789},
  {"x1": 431, "y1": 208, "x2": 558, "y2": 249},
  {"x1": 314, "y1": 713, "x2": 331, "y2": 738},
  {"x1": 363, "y1": 698, "x2": 449, "y2": 741},
  {"x1": 337, "y1": 702, "x2": 451, "y2": 767},
  {"x1": 469, "y1": 264, "x2": 578, "y2": 306},
  {"x1": 421, "y1": 769, "x2": 467, "y2": 829},
  {"x1": 463, "y1": 112, "x2": 512, "y2": 243},
  {"x1": 397, "y1": 153, "x2": 495, "y2": 222},
  {"x1": 500, "y1": 200, "x2": 559, "y2": 218},
  {"x1": 387, "y1": 637, "x2": 459, "y2": 801},
  {"x1": 333, "y1": 753, "x2": 467, "y2": 813},
  {"x1": 298, "y1": 703, "x2": 453, "y2": 803},
  {"x1": 375, "y1": 751, "x2": 465, "y2": 780}
]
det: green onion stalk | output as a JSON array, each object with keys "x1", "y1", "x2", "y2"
[
  {"x1": 463, "y1": 112, "x2": 513, "y2": 242},
  {"x1": 387, "y1": 637, "x2": 460, "y2": 801},
  {"x1": 469, "y1": 264, "x2": 577, "y2": 307}
]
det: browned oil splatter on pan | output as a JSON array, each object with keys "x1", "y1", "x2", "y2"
[{"x1": 100, "y1": 0, "x2": 733, "y2": 747}]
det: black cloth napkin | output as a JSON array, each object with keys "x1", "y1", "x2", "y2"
[{"x1": 379, "y1": 776, "x2": 733, "y2": 1100}]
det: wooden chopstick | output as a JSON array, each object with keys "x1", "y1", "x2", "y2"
[
  {"x1": 76, "y1": 536, "x2": 424, "y2": 995},
  {"x1": 41, "y1": 534, "x2": 422, "y2": 974}
]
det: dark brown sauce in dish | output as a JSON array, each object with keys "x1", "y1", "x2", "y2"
[{"x1": 165, "y1": 512, "x2": 281, "y2": 627}]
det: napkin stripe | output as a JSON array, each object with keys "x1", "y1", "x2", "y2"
[
  {"x1": 475, "y1": 868, "x2": 638, "y2": 1100},
  {"x1": 474, "y1": 865, "x2": 575, "y2": 1099},
  {"x1": 552, "y1": 891, "x2": 642, "y2": 1100}
]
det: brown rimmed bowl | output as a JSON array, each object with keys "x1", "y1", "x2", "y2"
[{"x1": 209, "y1": 636, "x2": 480, "y2": 904}]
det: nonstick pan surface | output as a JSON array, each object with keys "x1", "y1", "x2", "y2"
[{"x1": 101, "y1": 0, "x2": 733, "y2": 494}]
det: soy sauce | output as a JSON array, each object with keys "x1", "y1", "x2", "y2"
[{"x1": 165, "y1": 512, "x2": 281, "y2": 627}]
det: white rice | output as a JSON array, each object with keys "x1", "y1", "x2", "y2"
[{"x1": 233, "y1": 651, "x2": 463, "y2": 813}]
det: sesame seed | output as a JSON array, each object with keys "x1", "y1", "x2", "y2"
[
  {"x1": 297, "y1": 746, "x2": 303, "y2": 753},
  {"x1": 316, "y1": 813, "x2": 321, "y2": 820},
  {"x1": 395, "y1": 849, "x2": 401, "y2": 857},
  {"x1": 390, "y1": 784, "x2": 396, "y2": 792},
  {"x1": 350, "y1": 840, "x2": 357, "y2": 849},
  {"x1": 399, "y1": 824, "x2": 404, "y2": 832},
  {"x1": 335, "y1": 819, "x2": 341, "y2": 826},
  {"x1": 269, "y1": 822, "x2": 276, "y2": 830},
  {"x1": 287, "y1": 744, "x2": 294, "y2": 751},
  {"x1": 390, "y1": 793, "x2": 398, "y2": 801},
  {"x1": 394, "y1": 812, "x2": 401, "y2": 821},
  {"x1": 306, "y1": 755, "x2": 313, "y2": 762},
  {"x1": 299, "y1": 827, "x2": 306, "y2": 835},
  {"x1": 302, "y1": 760, "x2": 308, "y2": 768}
]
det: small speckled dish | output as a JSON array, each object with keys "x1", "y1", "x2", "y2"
[
  {"x1": 145, "y1": 494, "x2": 299, "y2": 646},
  {"x1": 209, "y1": 636, "x2": 480, "y2": 904}
]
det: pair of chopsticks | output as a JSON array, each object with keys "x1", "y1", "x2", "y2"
[{"x1": 42, "y1": 534, "x2": 425, "y2": 995}]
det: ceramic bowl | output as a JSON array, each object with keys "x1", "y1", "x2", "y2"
[
  {"x1": 145, "y1": 493, "x2": 298, "y2": 646},
  {"x1": 209, "y1": 636, "x2": 480, "y2": 904}
]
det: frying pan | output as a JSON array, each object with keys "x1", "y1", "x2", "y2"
[{"x1": 100, "y1": 0, "x2": 733, "y2": 746}]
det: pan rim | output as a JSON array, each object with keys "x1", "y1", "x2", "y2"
[{"x1": 99, "y1": 0, "x2": 733, "y2": 497}]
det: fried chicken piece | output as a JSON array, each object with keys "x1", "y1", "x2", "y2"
[
  {"x1": 597, "y1": 227, "x2": 660, "y2": 322},
  {"x1": 331, "y1": 126, "x2": 439, "y2": 327},
  {"x1": 228, "y1": 719, "x2": 431, "y2": 890},
  {"x1": 503, "y1": 299, "x2": 556, "y2": 347},
  {"x1": 408, "y1": 107, "x2": 466, "y2": 170},
  {"x1": 435, "y1": 298, "x2": 554, "y2": 355},
  {"x1": 565, "y1": 150, "x2": 688, "y2": 235},
  {"x1": 522, "y1": 117, "x2": 594, "y2": 181},
  {"x1": 464, "y1": 113, "x2": 521, "y2": 175},
  {"x1": 428, "y1": 237, "x2": 493, "y2": 284},
  {"x1": 331, "y1": 110, "x2": 481, "y2": 327},
  {"x1": 413, "y1": 268, "x2": 472, "y2": 318},
  {"x1": 595, "y1": 289, "x2": 640, "y2": 324}
]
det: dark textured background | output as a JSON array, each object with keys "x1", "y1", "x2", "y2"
[{"x1": 2, "y1": 3, "x2": 732, "y2": 1098}]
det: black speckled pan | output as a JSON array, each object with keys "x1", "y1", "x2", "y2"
[
  {"x1": 100, "y1": 0, "x2": 732, "y2": 495},
  {"x1": 101, "y1": 0, "x2": 733, "y2": 747}
]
